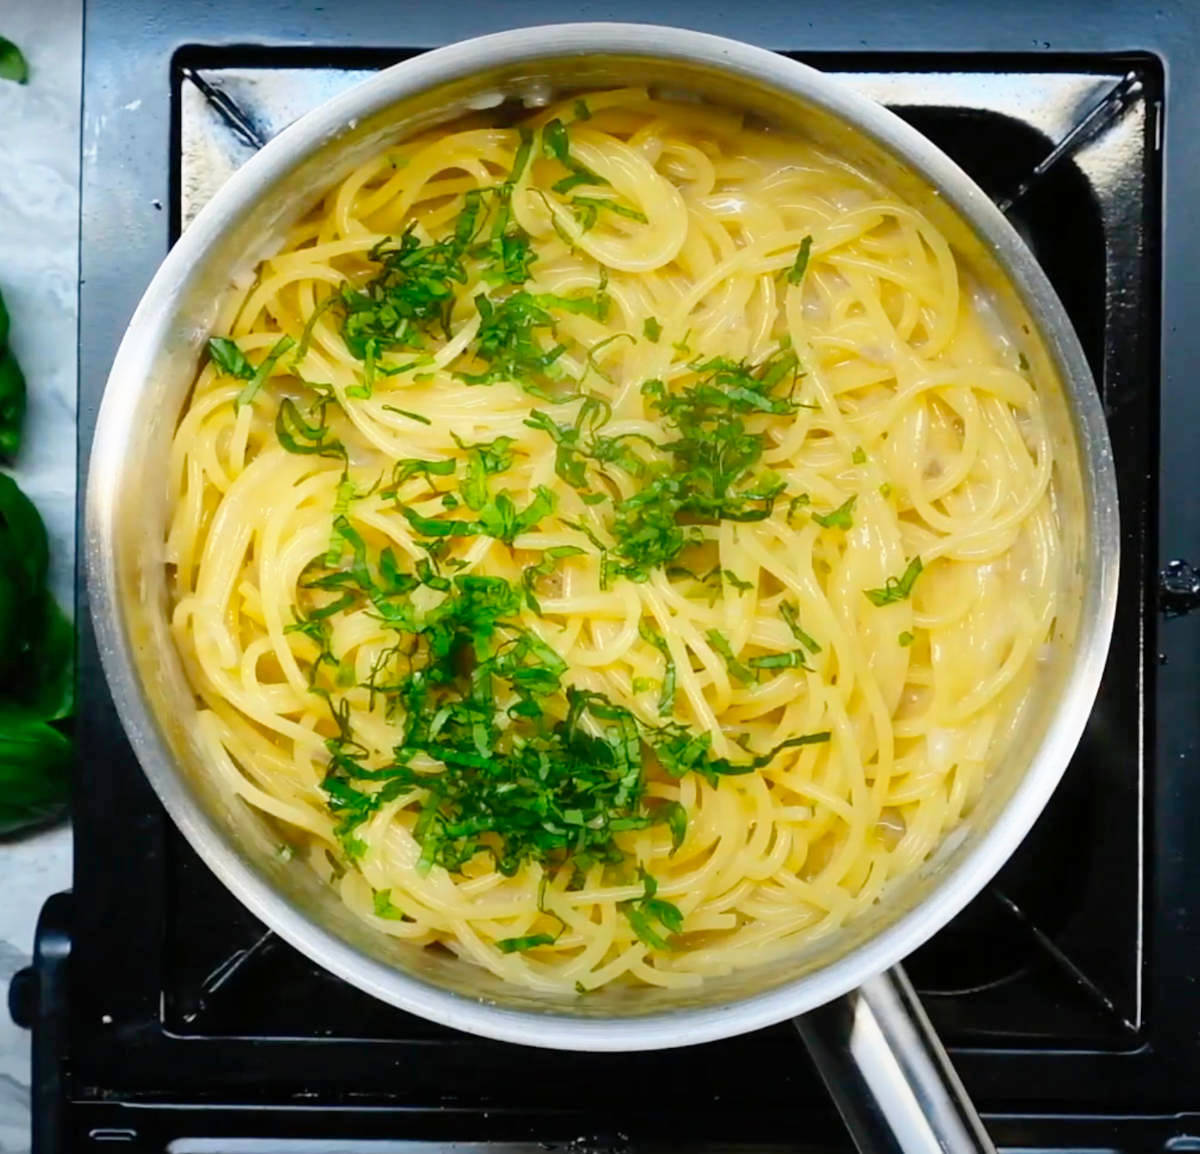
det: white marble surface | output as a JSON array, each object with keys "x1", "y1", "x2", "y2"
[{"x1": 0, "y1": 0, "x2": 82, "y2": 1149}]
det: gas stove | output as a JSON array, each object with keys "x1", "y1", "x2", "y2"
[{"x1": 11, "y1": 2, "x2": 1200, "y2": 1151}]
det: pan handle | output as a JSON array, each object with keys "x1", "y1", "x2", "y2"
[{"x1": 794, "y1": 965, "x2": 996, "y2": 1154}]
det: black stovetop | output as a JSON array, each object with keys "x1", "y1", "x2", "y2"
[{"x1": 13, "y1": 2, "x2": 1200, "y2": 1151}]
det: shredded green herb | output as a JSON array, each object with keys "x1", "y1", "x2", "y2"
[
  {"x1": 275, "y1": 398, "x2": 347, "y2": 461},
  {"x1": 457, "y1": 290, "x2": 607, "y2": 392},
  {"x1": 525, "y1": 395, "x2": 652, "y2": 500},
  {"x1": 898, "y1": 631, "x2": 915, "y2": 647},
  {"x1": 722, "y1": 569, "x2": 753, "y2": 594},
  {"x1": 662, "y1": 801, "x2": 688, "y2": 854},
  {"x1": 238, "y1": 336, "x2": 296, "y2": 407},
  {"x1": 638, "y1": 619, "x2": 677, "y2": 716},
  {"x1": 620, "y1": 868, "x2": 684, "y2": 950},
  {"x1": 787, "y1": 235, "x2": 814, "y2": 285},
  {"x1": 207, "y1": 336, "x2": 252, "y2": 379},
  {"x1": 300, "y1": 525, "x2": 822, "y2": 873},
  {"x1": 780, "y1": 602, "x2": 822, "y2": 655},
  {"x1": 651, "y1": 723, "x2": 830, "y2": 787},
  {"x1": 341, "y1": 226, "x2": 468, "y2": 356},
  {"x1": 572, "y1": 195, "x2": 648, "y2": 231},
  {"x1": 705, "y1": 629, "x2": 755, "y2": 684},
  {"x1": 372, "y1": 889, "x2": 408, "y2": 920},
  {"x1": 292, "y1": 295, "x2": 339, "y2": 370},
  {"x1": 456, "y1": 434, "x2": 516, "y2": 510},
  {"x1": 865, "y1": 556, "x2": 924, "y2": 606},
  {"x1": 642, "y1": 316, "x2": 662, "y2": 343},
  {"x1": 787, "y1": 493, "x2": 811, "y2": 523},
  {"x1": 812, "y1": 494, "x2": 857, "y2": 530},
  {"x1": 338, "y1": 160, "x2": 540, "y2": 379},
  {"x1": 522, "y1": 545, "x2": 585, "y2": 614},
  {"x1": 749, "y1": 649, "x2": 811, "y2": 672},
  {"x1": 606, "y1": 348, "x2": 800, "y2": 579},
  {"x1": 542, "y1": 117, "x2": 609, "y2": 194},
  {"x1": 496, "y1": 933, "x2": 558, "y2": 953}
]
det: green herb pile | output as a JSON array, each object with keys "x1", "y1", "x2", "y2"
[
  {"x1": 290, "y1": 522, "x2": 828, "y2": 889},
  {"x1": 284, "y1": 513, "x2": 829, "y2": 949},
  {"x1": 0, "y1": 284, "x2": 74, "y2": 835}
]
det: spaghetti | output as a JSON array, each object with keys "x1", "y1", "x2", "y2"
[{"x1": 166, "y1": 88, "x2": 1060, "y2": 992}]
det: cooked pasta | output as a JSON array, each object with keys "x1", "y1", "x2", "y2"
[{"x1": 166, "y1": 88, "x2": 1060, "y2": 992}]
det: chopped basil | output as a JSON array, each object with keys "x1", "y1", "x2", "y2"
[
  {"x1": 522, "y1": 545, "x2": 585, "y2": 613},
  {"x1": 662, "y1": 801, "x2": 688, "y2": 854},
  {"x1": 207, "y1": 336, "x2": 253, "y2": 379},
  {"x1": 812, "y1": 494, "x2": 856, "y2": 530},
  {"x1": 706, "y1": 629, "x2": 755, "y2": 684},
  {"x1": 236, "y1": 335, "x2": 296, "y2": 407},
  {"x1": 620, "y1": 869, "x2": 684, "y2": 950},
  {"x1": 542, "y1": 117, "x2": 609, "y2": 194},
  {"x1": 496, "y1": 933, "x2": 558, "y2": 953},
  {"x1": 292, "y1": 295, "x2": 338, "y2": 370},
  {"x1": 606, "y1": 349, "x2": 800, "y2": 579},
  {"x1": 780, "y1": 602, "x2": 822, "y2": 654},
  {"x1": 274, "y1": 398, "x2": 346, "y2": 461},
  {"x1": 638, "y1": 620, "x2": 677, "y2": 716},
  {"x1": 572, "y1": 196, "x2": 648, "y2": 231},
  {"x1": 787, "y1": 493, "x2": 811, "y2": 523},
  {"x1": 865, "y1": 556, "x2": 924, "y2": 606},
  {"x1": 380, "y1": 405, "x2": 432, "y2": 425},
  {"x1": 372, "y1": 889, "x2": 408, "y2": 920},
  {"x1": 787, "y1": 235, "x2": 814, "y2": 285},
  {"x1": 457, "y1": 290, "x2": 607, "y2": 392},
  {"x1": 722, "y1": 569, "x2": 753, "y2": 594},
  {"x1": 749, "y1": 649, "x2": 811, "y2": 672}
]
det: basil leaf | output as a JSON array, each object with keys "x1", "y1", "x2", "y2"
[
  {"x1": 0, "y1": 37, "x2": 29, "y2": 85},
  {"x1": 0, "y1": 351, "x2": 26, "y2": 458},
  {"x1": 24, "y1": 595, "x2": 74, "y2": 721},
  {"x1": 0, "y1": 709, "x2": 71, "y2": 836},
  {"x1": 0, "y1": 472, "x2": 47, "y2": 596}
]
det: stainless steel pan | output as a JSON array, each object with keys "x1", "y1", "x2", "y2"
[{"x1": 85, "y1": 24, "x2": 1119, "y2": 1153}]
